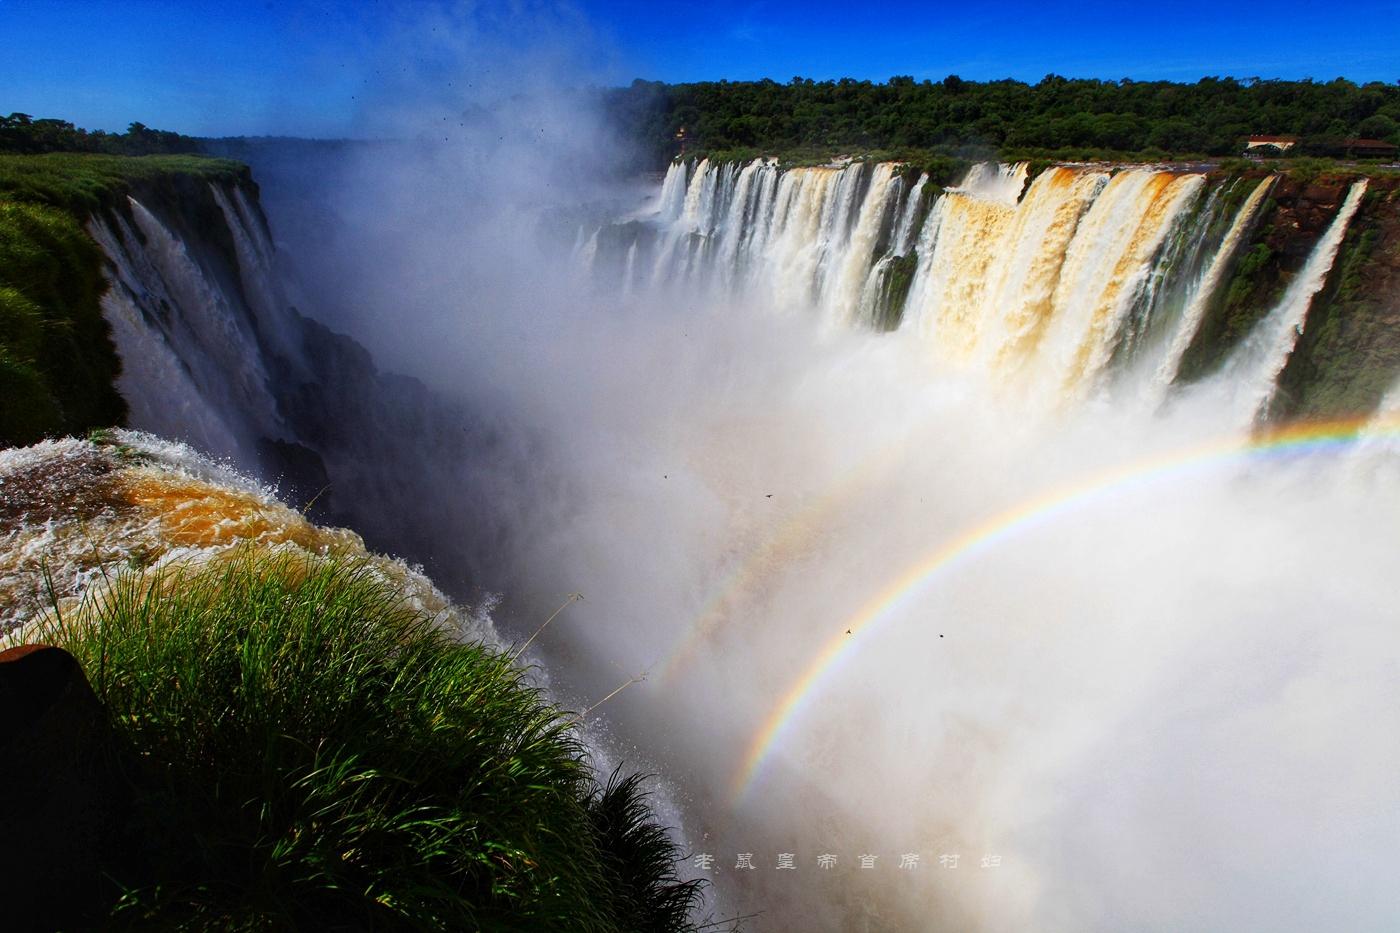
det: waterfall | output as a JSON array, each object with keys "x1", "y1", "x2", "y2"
[
  {"x1": 88, "y1": 145, "x2": 1386, "y2": 933},
  {"x1": 657, "y1": 160, "x2": 689, "y2": 221},
  {"x1": 1149, "y1": 175, "x2": 1277, "y2": 393},
  {"x1": 88, "y1": 194, "x2": 285, "y2": 462},
  {"x1": 1219, "y1": 179, "x2": 1368, "y2": 423},
  {"x1": 80, "y1": 178, "x2": 519, "y2": 593},
  {"x1": 889, "y1": 172, "x2": 927, "y2": 255},
  {"x1": 592, "y1": 160, "x2": 1381, "y2": 412},
  {"x1": 211, "y1": 184, "x2": 303, "y2": 366},
  {"x1": 906, "y1": 166, "x2": 1111, "y2": 371},
  {"x1": 825, "y1": 163, "x2": 898, "y2": 326},
  {"x1": 953, "y1": 161, "x2": 1030, "y2": 203},
  {"x1": 88, "y1": 215, "x2": 245, "y2": 460},
  {"x1": 1031, "y1": 170, "x2": 1204, "y2": 396}
]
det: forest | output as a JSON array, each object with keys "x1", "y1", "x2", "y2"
[
  {"x1": 0, "y1": 113, "x2": 200, "y2": 156},
  {"x1": 604, "y1": 75, "x2": 1400, "y2": 166}
]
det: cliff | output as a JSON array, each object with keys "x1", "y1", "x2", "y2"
[
  {"x1": 1176, "y1": 170, "x2": 1400, "y2": 416},
  {"x1": 0, "y1": 154, "x2": 249, "y2": 448},
  {"x1": 0, "y1": 153, "x2": 518, "y2": 595},
  {"x1": 0, "y1": 431, "x2": 702, "y2": 930}
]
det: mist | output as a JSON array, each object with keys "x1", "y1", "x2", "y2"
[{"x1": 231, "y1": 11, "x2": 1400, "y2": 931}]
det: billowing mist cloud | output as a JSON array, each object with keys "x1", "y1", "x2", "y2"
[{"x1": 240, "y1": 7, "x2": 1400, "y2": 929}]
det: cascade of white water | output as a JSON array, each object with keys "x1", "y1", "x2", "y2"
[
  {"x1": 714, "y1": 159, "x2": 766, "y2": 293},
  {"x1": 579, "y1": 228, "x2": 601, "y2": 271},
  {"x1": 1151, "y1": 175, "x2": 1277, "y2": 392},
  {"x1": 85, "y1": 194, "x2": 290, "y2": 462},
  {"x1": 1029, "y1": 171, "x2": 1205, "y2": 396},
  {"x1": 681, "y1": 158, "x2": 717, "y2": 233},
  {"x1": 908, "y1": 166, "x2": 1109, "y2": 369},
  {"x1": 825, "y1": 163, "x2": 898, "y2": 326},
  {"x1": 567, "y1": 224, "x2": 587, "y2": 265},
  {"x1": 954, "y1": 161, "x2": 1030, "y2": 203},
  {"x1": 1114, "y1": 181, "x2": 1227, "y2": 368},
  {"x1": 210, "y1": 184, "x2": 301, "y2": 366},
  {"x1": 650, "y1": 159, "x2": 715, "y2": 287},
  {"x1": 87, "y1": 216, "x2": 242, "y2": 458},
  {"x1": 658, "y1": 160, "x2": 688, "y2": 222},
  {"x1": 126, "y1": 197, "x2": 269, "y2": 401},
  {"x1": 900, "y1": 187, "x2": 949, "y2": 326},
  {"x1": 890, "y1": 172, "x2": 927, "y2": 256},
  {"x1": 761, "y1": 167, "x2": 845, "y2": 310},
  {"x1": 737, "y1": 161, "x2": 782, "y2": 289},
  {"x1": 1218, "y1": 179, "x2": 1368, "y2": 423},
  {"x1": 973, "y1": 168, "x2": 1109, "y2": 371},
  {"x1": 903, "y1": 175, "x2": 1023, "y2": 356},
  {"x1": 232, "y1": 185, "x2": 277, "y2": 269},
  {"x1": 853, "y1": 168, "x2": 916, "y2": 328},
  {"x1": 857, "y1": 254, "x2": 893, "y2": 324},
  {"x1": 902, "y1": 164, "x2": 1139, "y2": 382},
  {"x1": 621, "y1": 240, "x2": 638, "y2": 300},
  {"x1": 598, "y1": 160, "x2": 1377, "y2": 412},
  {"x1": 1347, "y1": 378, "x2": 1400, "y2": 467}
]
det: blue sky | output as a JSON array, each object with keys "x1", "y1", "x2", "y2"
[{"x1": 2, "y1": 0, "x2": 1397, "y2": 136}]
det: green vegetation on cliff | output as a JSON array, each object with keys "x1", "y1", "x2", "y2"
[
  {"x1": 876, "y1": 251, "x2": 920, "y2": 331},
  {"x1": 0, "y1": 152, "x2": 247, "y2": 214},
  {"x1": 1174, "y1": 173, "x2": 1400, "y2": 415},
  {"x1": 0, "y1": 199, "x2": 122, "y2": 446},
  {"x1": 1176, "y1": 233, "x2": 1285, "y2": 383},
  {"x1": 40, "y1": 549, "x2": 705, "y2": 931},
  {"x1": 1273, "y1": 184, "x2": 1400, "y2": 417},
  {"x1": 0, "y1": 153, "x2": 248, "y2": 448}
]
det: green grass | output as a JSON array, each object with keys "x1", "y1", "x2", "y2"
[
  {"x1": 0, "y1": 152, "x2": 247, "y2": 214},
  {"x1": 38, "y1": 549, "x2": 704, "y2": 931}
]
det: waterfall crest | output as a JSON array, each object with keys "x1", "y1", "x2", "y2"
[{"x1": 592, "y1": 160, "x2": 1380, "y2": 409}]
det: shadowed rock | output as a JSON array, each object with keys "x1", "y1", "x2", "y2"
[{"x1": 0, "y1": 645, "x2": 117, "y2": 930}]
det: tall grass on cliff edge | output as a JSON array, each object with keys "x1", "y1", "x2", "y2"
[{"x1": 40, "y1": 548, "x2": 704, "y2": 931}]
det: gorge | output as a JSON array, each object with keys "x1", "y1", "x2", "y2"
[{"x1": 4, "y1": 141, "x2": 1400, "y2": 930}]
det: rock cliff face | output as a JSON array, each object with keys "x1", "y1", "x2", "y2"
[
  {"x1": 1176, "y1": 171, "x2": 1400, "y2": 415},
  {"x1": 1274, "y1": 176, "x2": 1400, "y2": 416},
  {"x1": 80, "y1": 171, "x2": 514, "y2": 597}
]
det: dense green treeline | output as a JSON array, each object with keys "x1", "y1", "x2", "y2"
[
  {"x1": 606, "y1": 75, "x2": 1400, "y2": 166},
  {"x1": 0, "y1": 113, "x2": 202, "y2": 157}
]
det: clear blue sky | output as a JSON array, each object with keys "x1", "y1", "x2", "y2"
[{"x1": 3, "y1": 0, "x2": 1397, "y2": 136}]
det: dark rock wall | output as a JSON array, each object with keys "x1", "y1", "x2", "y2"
[{"x1": 1177, "y1": 171, "x2": 1400, "y2": 417}]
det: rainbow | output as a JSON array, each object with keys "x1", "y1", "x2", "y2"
[
  {"x1": 730, "y1": 412, "x2": 1400, "y2": 802},
  {"x1": 655, "y1": 441, "x2": 908, "y2": 684}
]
